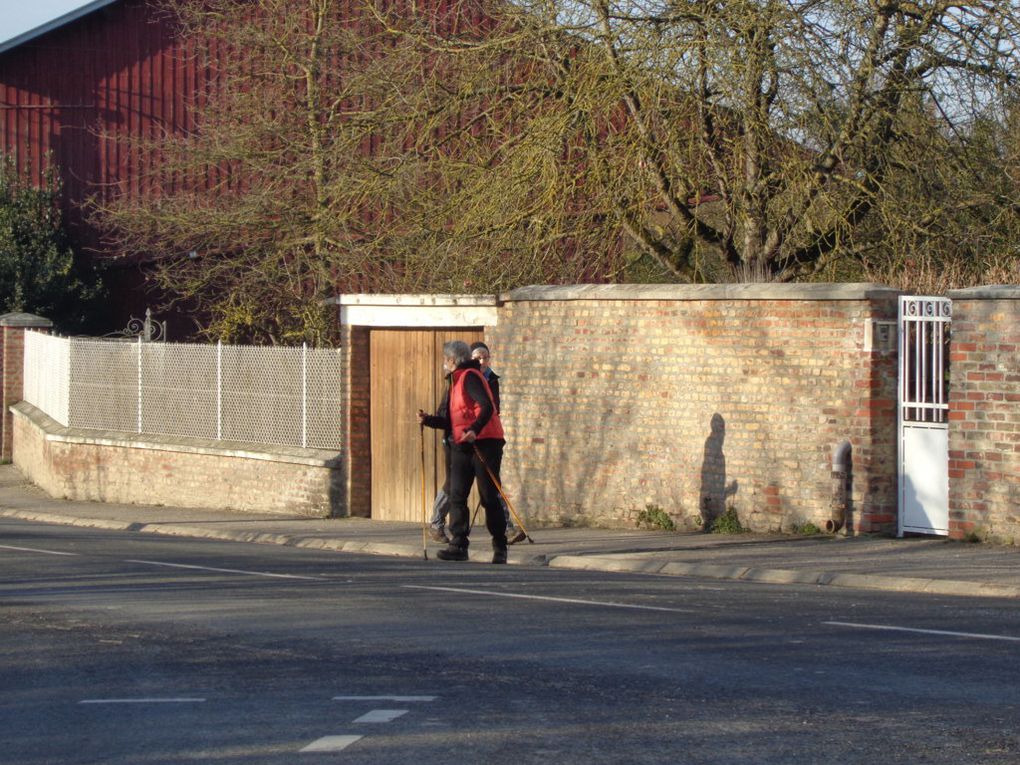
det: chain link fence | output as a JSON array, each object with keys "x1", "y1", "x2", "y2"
[
  {"x1": 23, "y1": 332, "x2": 343, "y2": 451},
  {"x1": 23, "y1": 331, "x2": 70, "y2": 426}
]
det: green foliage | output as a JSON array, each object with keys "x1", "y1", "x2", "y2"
[
  {"x1": 636, "y1": 504, "x2": 676, "y2": 532},
  {"x1": 710, "y1": 506, "x2": 746, "y2": 535},
  {"x1": 0, "y1": 157, "x2": 102, "y2": 331},
  {"x1": 847, "y1": 96, "x2": 1020, "y2": 292},
  {"x1": 793, "y1": 521, "x2": 822, "y2": 536}
]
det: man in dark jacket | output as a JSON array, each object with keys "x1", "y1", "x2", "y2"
[
  {"x1": 469, "y1": 341, "x2": 525, "y2": 544},
  {"x1": 418, "y1": 340, "x2": 507, "y2": 563},
  {"x1": 469, "y1": 341, "x2": 500, "y2": 411},
  {"x1": 419, "y1": 383, "x2": 453, "y2": 543}
]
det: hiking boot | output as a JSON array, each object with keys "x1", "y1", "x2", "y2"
[
  {"x1": 507, "y1": 530, "x2": 527, "y2": 545},
  {"x1": 429, "y1": 528, "x2": 450, "y2": 544},
  {"x1": 436, "y1": 546, "x2": 468, "y2": 562},
  {"x1": 491, "y1": 547, "x2": 508, "y2": 565}
]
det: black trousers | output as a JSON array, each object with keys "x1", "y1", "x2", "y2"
[{"x1": 447, "y1": 439, "x2": 506, "y2": 551}]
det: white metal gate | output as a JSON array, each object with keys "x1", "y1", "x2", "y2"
[{"x1": 897, "y1": 296, "x2": 951, "y2": 536}]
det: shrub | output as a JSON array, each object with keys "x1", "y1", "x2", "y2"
[
  {"x1": 710, "y1": 506, "x2": 746, "y2": 534},
  {"x1": 0, "y1": 156, "x2": 102, "y2": 330},
  {"x1": 636, "y1": 504, "x2": 676, "y2": 531}
]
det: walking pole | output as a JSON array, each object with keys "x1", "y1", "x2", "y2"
[
  {"x1": 470, "y1": 500, "x2": 482, "y2": 530},
  {"x1": 472, "y1": 445, "x2": 534, "y2": 543},
  {"x1": 419, "y1": 424, "x2": 429, "y2": 560}
]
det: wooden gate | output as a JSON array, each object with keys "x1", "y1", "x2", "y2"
[{"x1": 370, "y1": 328, "x2": 483, "y2": 521}]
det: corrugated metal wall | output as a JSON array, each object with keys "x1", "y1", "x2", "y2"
[
  {"x1": 0, "y1": 0, "x2": 501, "y2": 330},
  {"x1": 0, "y1": 0, "x2": 205, "y2": 249}
]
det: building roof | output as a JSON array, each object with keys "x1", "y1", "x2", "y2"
[{"x1": 0, "y1": 0, "x2": 118, "y2": 55}]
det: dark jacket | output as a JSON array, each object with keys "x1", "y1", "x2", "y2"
[
  {"x1": 421, "y1": 385, "x2": 451, "y2": 442},
  {"x1": 482, "y1": 368, "x2": 501, "y2": 413}
]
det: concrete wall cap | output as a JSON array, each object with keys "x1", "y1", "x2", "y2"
[
  {"x1": 328, "y1": 294, "x2": 498, "y2": 307},
  {"x1": 947, "y1": 285, "x2": 1020, "y2": 300},
  {"x1": 0, "y1": 312, "x2": 54, "y2": 327},
  {"x1": 499, "y1": 283, "x2": 901, "y2": 302}
]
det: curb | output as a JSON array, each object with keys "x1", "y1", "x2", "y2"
[
  {"x1": 547, "y1": 554, "x2": 1020, "y2": 600},
  {"x1": 4, "y1": 508, "x2": 1019, "y2": 600},
  {"x1": 0, "y1": 509, "x2": 431, "y2": 560}
]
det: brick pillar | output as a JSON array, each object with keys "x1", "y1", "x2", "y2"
[
  {"x1": 341, "y1": 324, "x2": 372, "y2": 517},
  {"x1": 0, "y1": 313, "x2": 54, "y2": 462},
  {"x1": 946, "y1": 287, "x2": 1020, "y2": 541}
]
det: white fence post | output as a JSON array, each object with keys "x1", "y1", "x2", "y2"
[
  {"x1": 136, "y1": 336, "x2": 143, "y2": 433},
  {"x1": 216, "y1": 340, "x2": 223, "y2": 440},
  {"x1": 302, "y1": 343, "x2": 308, "y2": 448}
]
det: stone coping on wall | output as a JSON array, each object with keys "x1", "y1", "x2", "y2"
[
  {"x1": 947, "y1": 285, "x2": 1020, "y2": 300},
  {"x1": 0, "y1": 312, "x2": 54, "y2": 327},
  {"x1": 331, "y1": 293, "x2": 500, "y2": 328},
  {"x1": 501, "y1": 283, "x2": 902, "y2": 302},
  {"x1": 10, "y1": 401, "x2": 341, "y2": 468},
  {"x1": 329, "y1": 294, "x2": 499, "y2": 307}
]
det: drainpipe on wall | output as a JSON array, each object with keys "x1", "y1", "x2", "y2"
[{"x1": 827, "y1": 440, "x2": 853, "y2": 534}]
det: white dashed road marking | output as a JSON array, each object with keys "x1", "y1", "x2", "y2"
[
  {"x1": 404, "y1": 584, "x2": 695, "y2": 613},
  {"x1": 304, "y1": 695, "x2": 438, "y2": 752},
  {"x1": 825, "y1": 621, "x2": 1020, "y2": 643},
  {"x1": 352, "y1": 709, "x2": 408, "y2": 723},
  {"x1": 0, "y1": 544, "x2": 79, "y2": 556},
  {"x1": 333, "y1": 696, "x2": 437, "y2": 702},
  {"x1": 125, "y1": 559, "x2": 326, "y2": 580},
  {"x1": 300, "y1": 735, "x2": 364, "y2": 753},
  {"x1": 79, "y1": 698, "x2": 206, "y2": 704}
]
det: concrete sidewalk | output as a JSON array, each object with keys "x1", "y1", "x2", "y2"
[{"x1": 2, "y1": 464, "x2": 1019, "y2": 599}]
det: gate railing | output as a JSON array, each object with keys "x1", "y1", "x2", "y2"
[
  {"x1": 898, "y1": 296, "x2": 951, "y2": 424},
  {"x1": 22, "y1": 331, "x2": 343, "y2": 451},
  {"x1": 897, "y1": 295, "x2": 952, "y2": 537}
]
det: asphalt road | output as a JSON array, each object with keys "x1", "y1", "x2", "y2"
[{"x1": 2, "y1": 518, "x2": 1019, "y2": 764}]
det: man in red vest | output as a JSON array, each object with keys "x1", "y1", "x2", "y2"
[{"x1": 418, "y1": 340, "x2": 508, "y2": 563}]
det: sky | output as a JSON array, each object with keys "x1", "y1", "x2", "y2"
[{"x1": 0, "y1": 0, "x2": 114, "y2": 51}]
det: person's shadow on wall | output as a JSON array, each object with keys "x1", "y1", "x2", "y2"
[{"x1": 699, "y1": 413, "x2": 738, "y2": 531}]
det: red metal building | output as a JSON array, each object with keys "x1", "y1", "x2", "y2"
[{"x1": 1, "y1": 0, "x2": 208, "y2": 329}]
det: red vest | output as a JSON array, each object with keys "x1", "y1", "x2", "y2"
[{"x1": 450, "y1": 367, "x2": 505, "y2": 442}]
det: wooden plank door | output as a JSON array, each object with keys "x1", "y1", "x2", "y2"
[{"x1": 370, "y1": 328, "x2": 483, "y2": 521}]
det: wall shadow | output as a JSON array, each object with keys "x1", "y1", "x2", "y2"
[{"x1": 699, "y1": 413, "x2": 738, "y2": 530}]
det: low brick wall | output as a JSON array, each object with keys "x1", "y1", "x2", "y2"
[
  {"x1": 947, "y1": 287, "x2": 1020, "y2": 542},
  {"x1": 11, "y1": 402, "x2": 345, "y2": 517},
  {"x1": 488, "y1": 284, "x2": 901, "y2": 533}
]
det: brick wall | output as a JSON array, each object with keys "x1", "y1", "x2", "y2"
[
  {"x1": 1, "y1": 314, "x2": 53, "y2": 461},
  {"x1": 1, "y1": 327, "x2": 22, "y2": 461},
  {"x1": 487, "y1": 284, "x2": 900, "y2": 533},
  {"x1": 947, "y1": 287, "x2": 1020, "y2": 542},
  {"x1": 12, "y1": 402, "x2": 344, "y2": 517},
  {"x1": 341, "y1": 324, "x2": 372, "y2": 517},
  {"x1": 11, "y1": 286, "x2": 1017, "y2": 537}
]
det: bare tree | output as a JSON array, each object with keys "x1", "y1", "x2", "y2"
[
  {"x1": 96, "y1": 0, "x2": 400, "y2": 343},
  {"x1": 368, "y1": 0, "x2": 1020, "y2": 283},
  {"x1": 94, "y1": 0, "x2": 1020, "y2": 341},
  {"x1": 856, "y1": 94, "x2": 1020, "y2": 291}
]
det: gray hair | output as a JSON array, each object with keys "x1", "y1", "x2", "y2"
[{"x1": 443, "y1": 340, "x2": 471, "y2": 365}]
